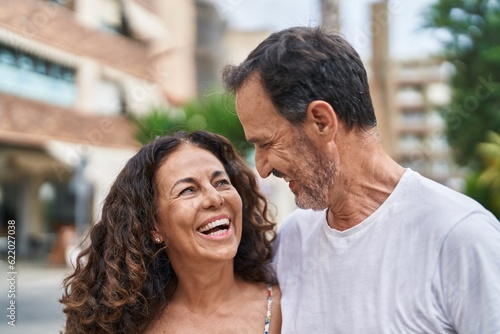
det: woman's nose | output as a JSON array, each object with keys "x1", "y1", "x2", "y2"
[{"x1": 202, "y1": 187, "x2": 224, "y2": 209}]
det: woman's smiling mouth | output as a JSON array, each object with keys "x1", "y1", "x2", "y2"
[{"x1": 197, "y1": 218, "x2": 232, "y2": 238}]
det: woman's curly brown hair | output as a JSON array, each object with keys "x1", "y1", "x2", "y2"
[{"x1": 60, "y1": 130, "x2": 276, "y2": 334}]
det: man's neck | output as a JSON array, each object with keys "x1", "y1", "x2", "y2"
[{"x1": 326, "y1": 134, "x2": 405, "y2": 231}]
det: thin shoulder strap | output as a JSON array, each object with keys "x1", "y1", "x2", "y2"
[{"x1": 264, "y1": 283, "x2": 273, "y2": 334}]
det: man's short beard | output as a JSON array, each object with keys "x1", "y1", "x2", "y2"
[{"x1": 293, "y1": 131, "x2": 336, "y2": 211}]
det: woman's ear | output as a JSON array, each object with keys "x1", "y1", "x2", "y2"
[
  {"x1": 151, "y1": 230, "x2": 163, "y2": 244},
  {"x1": 303, "y1": 100, "x2": 338, "y2": 143}
]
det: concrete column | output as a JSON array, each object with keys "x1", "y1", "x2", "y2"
[
  {"x1": 74, "y1": 0, "x2": 101, "y2": 29},
  {"x1": 75, "y1": 59, "x2": 101, "y2": 113},
  {"x1": 321, "y1": 0, "x2": 341, "y2": 32},
  {"x1": 151, "y1": 0, "x2": 197, "y2": 104},
  {"x1": 371, "y1": 1, "x2": 395, "y2": 156},
  {"x1": 25, "y1": 177, "x2": 44, "y2": 237},
  {"x1": 73, "y1": 0, "x2": 100, "y2": 114},
  {"x1": 17, "y1": 182, "x2": 28, "y2": 256}
]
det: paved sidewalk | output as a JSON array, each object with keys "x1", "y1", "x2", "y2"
[{"x1": 0, "y1": 260, "x2": 70, "y2": 334}]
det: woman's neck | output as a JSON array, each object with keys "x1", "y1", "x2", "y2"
[{"x1": 170, "y1": 260, "x2": 241, "y2": 312}]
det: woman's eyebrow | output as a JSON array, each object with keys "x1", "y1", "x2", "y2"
[
  {"x1": 170, "y1": 170, "x2": 227, "y2": 189},
  {"x1": 171, "y1": 177, "x2": 196, "y2": 191},
  {"x1": 211, "y1": 170, "x2": 228, "y2": 180}
]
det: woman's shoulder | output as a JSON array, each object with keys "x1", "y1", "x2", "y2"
[{"x1": 268, "y1": 283, "x2": 282, "y2": 334}]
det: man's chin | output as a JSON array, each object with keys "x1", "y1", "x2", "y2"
[{"x1": 294, "y1": 193, "x2": 327, "y2": 211}]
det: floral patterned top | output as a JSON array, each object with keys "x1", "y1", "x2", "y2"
[{"x1": 264, "y1": 284, "x2": 273, "y2": 334}]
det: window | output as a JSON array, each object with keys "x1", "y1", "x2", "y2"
[
  {"x1": 100, "y1": 0, "x2": 122, "y2": 31},
  {"x1": 0, "y1": 43, "x2": 76, "y2": 107},
  {"x1": 95, "y1": 80, "x2": 126, "y2": 115},
  {"x1": 398, "y1": 133, "x2": 423, "y2": 152},
  {"x1": 98, "y1": 0, "x2": 132, "y2": 37},
  {"x1": 401, "y1": 110, "x2": 425, "y2": 126},
  {"x1": 48, "y1": 0, "x2": 75, "y2": 10},
  {"x1": 397, "y1": 87, "x2": 424, "y2": 106}
]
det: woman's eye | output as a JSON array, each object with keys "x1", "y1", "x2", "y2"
[
  {"x1": 179, "y1": 187, "x2": 195, "y2": 195},
  {"x1": 215, "y1": 179, "x2": 231, "y2": 187}
]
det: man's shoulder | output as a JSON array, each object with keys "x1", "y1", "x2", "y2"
[
  {"x1": 279, "y1": 208, "x2": 325, "y2": 235},
  {"x1": 442, "y1": 209, "x2": 500, "y2": 250},
  {"x1": 272, "y1": 209, "x2": 326, "y2": 272},
  {"x1": 273, "y1": 209, "x2": 325, "y2": 252},
  {"x1": 403, "y1": 170, "x2": 491, "y2": 219},
  {"x1": 394, "y1": 170, "x2": 499, "y2": 243}
]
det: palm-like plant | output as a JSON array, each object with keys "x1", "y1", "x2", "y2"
[
  {"x1": 133, "y1": 106, "x2": 184, "y2": 144},
  {"x1": 133, "y1": 91, "x2": 251, "y2": 156},
  {"x1": 476, "y1": 131, "x2": 500, "y2": 216}
]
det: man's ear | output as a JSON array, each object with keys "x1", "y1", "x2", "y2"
[{"x1": 303, "y1": 100, "x2": 338, "y2": 143}]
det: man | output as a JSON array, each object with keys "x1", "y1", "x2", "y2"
[{"x1": 222, "y1": 26, "x2": 500, "y2": 333}]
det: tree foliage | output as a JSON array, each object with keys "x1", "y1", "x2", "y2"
[
  {"x1": 133, "y1": 92, "x2": 252, "y2": 155},
  {"x1": 463, "y1": 171, "x2": 495, "y2": 216},
  {"x1": 425, "y1": 0, "x2": 500, "y2": 169},
  {"x1": 475, "y1": 131, "x2": 500, "y2": 217}
]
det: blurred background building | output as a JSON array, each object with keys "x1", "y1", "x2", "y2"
[
  {"x1": 392, "y1": 58, "x2": 455, "y2": 184},
  {"x1": 0, "y1": 0, "x2": 456, "y2": 263},
  {"x1": 3, "y1": 2, "x2": 498, "y2": 333},
  {"x1": 0, "y1": 0, "x2": 193, "y2": 261},
  {"x1": 363, "y1": 1, "x2": 458, "y2": 187}
]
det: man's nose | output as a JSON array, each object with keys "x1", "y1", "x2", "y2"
[{"x1": 254, "y1": 147, "x2": 272, "y2": 179}]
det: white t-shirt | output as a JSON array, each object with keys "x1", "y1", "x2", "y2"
[{"x1": 272, "y1": 169, "x2": 500, "y2": 333}]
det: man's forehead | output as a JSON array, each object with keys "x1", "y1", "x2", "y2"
[
  {"x1": 236, "y1": 72, "x2": 268, "y2": 99},
  {"x1": 236, "y1": 80, "x2": 275, "y2": 116}
]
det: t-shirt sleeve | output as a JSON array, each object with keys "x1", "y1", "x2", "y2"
[
  {"x1": 437, "y1": 211, "x2": 500, "y2": 333},
  {"x1": 271, "y1": 211, "x2": 298, "y2": 275}
]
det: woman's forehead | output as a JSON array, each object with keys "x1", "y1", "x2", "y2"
[{"x1": 158, "y1": 145, "x2": 225, "y2": 180}]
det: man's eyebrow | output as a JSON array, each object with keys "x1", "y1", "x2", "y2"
[{"x1": 246, "y1": 137, "x2": 260, "y2": 144}]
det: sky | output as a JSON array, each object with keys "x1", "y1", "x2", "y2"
[{"x1": 220, "y1": 0, "x2": 443, "y2": 60}]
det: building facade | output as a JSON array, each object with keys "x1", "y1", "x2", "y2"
[
  {"x1": 391, "y1": 58, "x2": 457, "y2": 184},
  {"x1": 0, "y1": 1, "x2": 458, "y2": 262},
  {"x1": 0, "y1": 0, "x2": 197, "y2": 261}
]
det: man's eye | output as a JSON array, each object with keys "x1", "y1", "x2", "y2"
[{"x1": 258, "y1": 142, "x2": 270, "y2": 149}]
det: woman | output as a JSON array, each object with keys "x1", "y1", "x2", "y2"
[{"x1": 60, "y1": 131, "x2": 281, "y2": 333}]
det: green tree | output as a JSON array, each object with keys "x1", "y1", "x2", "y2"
[
  {"x1": 133, "y1": 92, "x2": 252, "y2": 155},
  {"x1": 475, "y1": 131, "x2": 500, "y2": 217},
  {"x1": 425, "y1": 0, "x2": 500, "y2": 170},
  {"x1": 463, "y1": 171, "x2": 490, "y2": 209},
  {"x1": 134, "y1": 106, "x2": 183, "y2": 144}
]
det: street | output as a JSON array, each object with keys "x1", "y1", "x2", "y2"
[{"x1": 0, "y1": 260, "x2": 69, "y2": 334}]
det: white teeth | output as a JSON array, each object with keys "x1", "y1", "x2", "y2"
[
  {"x1": 207, "y1": 229, "x2": 227, "y2": 236},
  {"x1": 198, "y1": 218, "x2": 230, "y2": 233},
  {"x1": 284, "y1": 176, "x2": 291, "y2": 182}
]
